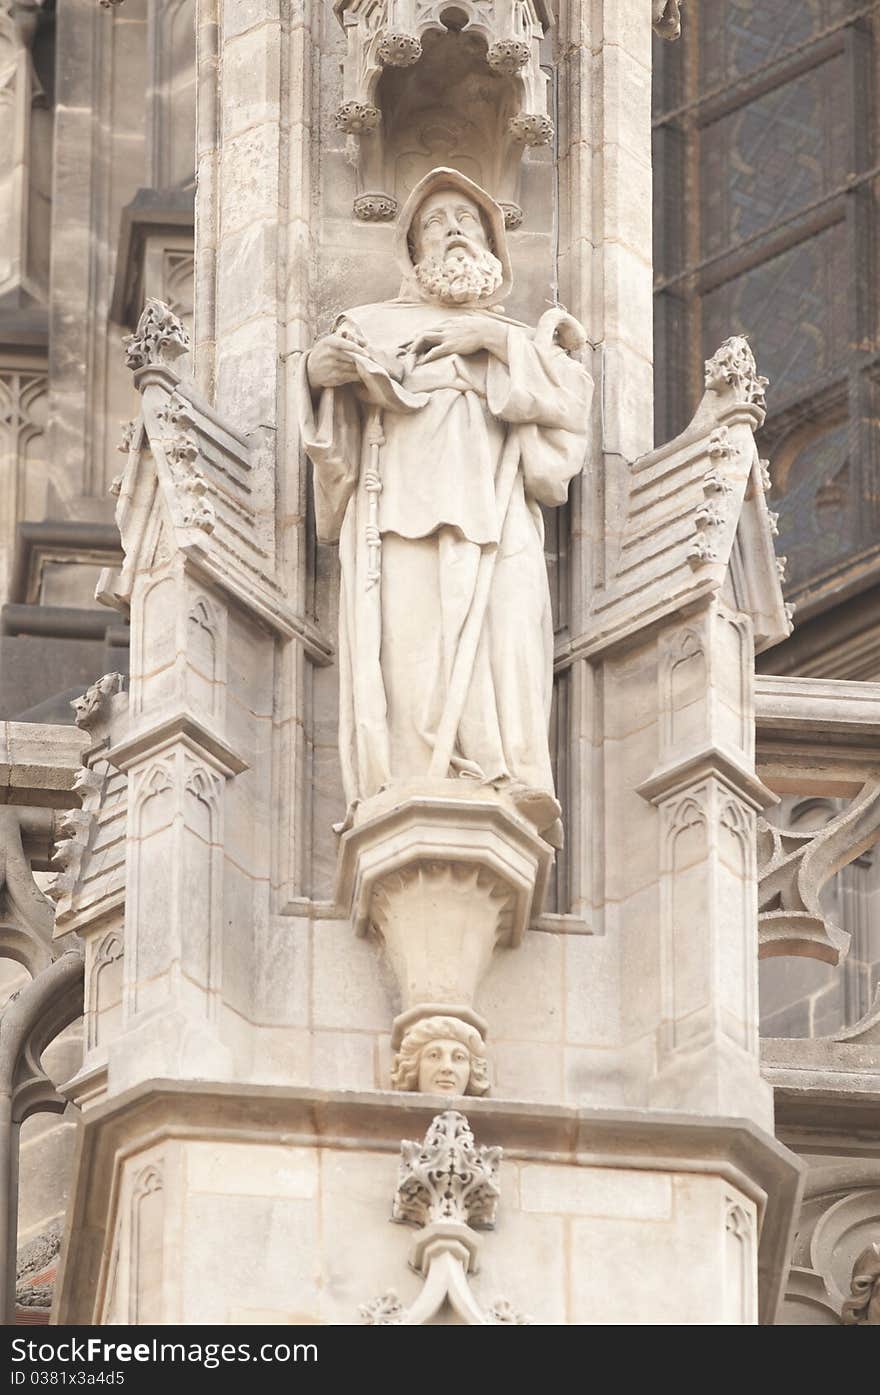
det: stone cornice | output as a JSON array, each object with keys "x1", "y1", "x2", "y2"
[
  {"x1": 56, "y1": 1080, "x2": 805, "y2": 1326},
  {"x1": 636, "y1": 745, "x2": 779, "y2": 812}
]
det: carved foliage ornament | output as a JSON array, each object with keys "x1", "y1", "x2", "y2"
[
  {"x1": 704, "y1": 336, "x2": 768, "y2": 411},
  {"x1": 361, "y1": 1111, "x2": 533, "y2": 1325},
  {"x1": 393, "y1": 1110, "x2": 500, "y2": 1229},
  {"x1": 123, "y1": 297, "x2": 190, "y2": 372}
]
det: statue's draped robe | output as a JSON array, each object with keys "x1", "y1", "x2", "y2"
[{"x1": 297, "y1": 301, "x2": 593, "y2": 813}]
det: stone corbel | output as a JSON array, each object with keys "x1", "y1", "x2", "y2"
[
  {"x1": 336, "y1": 791, "x2": 553, "y2": 1067},
  {"x1": 359, "y1": 1111, "x2": 532, "y2": 1325},
  {"x1": 334, "y1": 0, "x2": 554, "y2": 224}
]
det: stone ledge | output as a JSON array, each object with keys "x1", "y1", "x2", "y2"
[{"x1": 56, "y1": 1080, "x2": 805, "y2": 1326}]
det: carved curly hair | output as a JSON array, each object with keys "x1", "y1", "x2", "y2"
[{"x1": 390, "y1": 1015, "x2": 490, "y2": 1095}]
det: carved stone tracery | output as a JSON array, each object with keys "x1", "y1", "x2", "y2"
[
  {"x1": 757, "y1": 780, "x2": 880, "y2": 964},
  {"x1": 334, "y1": 0, "x2": 554, "y2": 221}
]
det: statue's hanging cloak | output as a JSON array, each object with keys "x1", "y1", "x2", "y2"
[{"x1": 296, "y1": 168, "x2": 593, "y2": 831}]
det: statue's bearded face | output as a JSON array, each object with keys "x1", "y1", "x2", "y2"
[{"x1": 411, "y1": 189, "x2": 504, "y2": 305}]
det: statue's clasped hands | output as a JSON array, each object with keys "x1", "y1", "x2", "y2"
[
  {"x1": 306, "y1": 325, "x2": 405, "y2": 393},
  {"x1": 406, "y1": 315, "x2": 509, "y2": 367}
]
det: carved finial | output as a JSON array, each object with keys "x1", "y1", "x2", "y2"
[
  {"x1": 392, "y1": 1110, "x2": 501, "y2": 1230},
  {"x1": 71, "y1": 672, "x2": 125, "y2": 731},
  {"x1": 842, "y1": 1242, "x2": 880, "y2": 1324},
  {"x1": 123, "y1": 298, "x2": 190, "y2": 372},
  {"x1": 653, "y1": 0, "x2": 684, "y2": 39},
  {"x1": 704, "y1": 336, "x2": 768, "y2": 410}
]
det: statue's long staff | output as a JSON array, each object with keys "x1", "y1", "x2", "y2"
[{"x1": 428, "y1": 307, "x2": 587, "y2": 780}]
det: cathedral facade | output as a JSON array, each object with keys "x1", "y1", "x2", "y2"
[{"x1": 1, "y1": 0, "x2": 878, "y2": 1326}]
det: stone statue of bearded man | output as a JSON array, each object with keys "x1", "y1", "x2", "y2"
[{"x1": 298, "y1": 168, "x2": 592, "y2": 848}]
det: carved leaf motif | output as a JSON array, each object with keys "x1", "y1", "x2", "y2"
[
  {"x1": 757, "y1": 780, "x2": 880, "y2": 963},
  {"x1": 392, "y1": 1110, "x2": 501, "y2": 1230},
  {"x1": 123, "y1": 298, "x2": 190, "y2": 372},
  {"x1": 704, "y1": 336, "x2": 768, "y2": 411}
]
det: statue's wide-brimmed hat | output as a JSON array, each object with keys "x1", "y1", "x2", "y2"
[{"x1": 394, "y1": 166, "x2": 513, "y2": 304}]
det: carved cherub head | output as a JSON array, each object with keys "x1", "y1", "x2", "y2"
[
  {"x1": 390, "y1": 1015, "x2": 490, "y2": 1096},
  {"x1": 395, "y1": 167, "x2": 512, "y2": 308}
]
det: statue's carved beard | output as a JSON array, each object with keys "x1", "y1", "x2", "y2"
[{"x1": 414, "y1": 243, "x2": 504, "y2": 305}]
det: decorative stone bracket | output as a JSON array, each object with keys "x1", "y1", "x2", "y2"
[
  {"x1": 336, "y1": 790, "x2": 552, "y2": 1058},
  {"x1": 359, "y1": 1111, "x2": 532, "y2": 1324},
  {"x1": 334, "y1": 0, "x2": 554, "y2": 224}
]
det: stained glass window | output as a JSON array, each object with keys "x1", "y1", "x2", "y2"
[{"x1": 653, "y1": 0, "x2": 878, "y2": 614}]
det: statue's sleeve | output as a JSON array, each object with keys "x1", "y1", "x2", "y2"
[
  {"x1": 486, "y1": 328, "x2": 593, "y2": 507},
  {"x1": 295, "y1": 351, "x2": 362, "y2": 544}
]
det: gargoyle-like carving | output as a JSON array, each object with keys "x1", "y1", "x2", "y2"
[
  {"x1": 653, "y1": 0, "x2": 684, "y2": 40},
  {"x1": 704, "y1": 336, "x2": 768, "y2": 411},
  {"x1": 71, "y1": 672, "x2": 125, "y2": 732},
  {"x1": 842, "y1": 1243, "x2": 880, "y2": 1324},
  {"x1": 392, "y1": 1110, "x2": 501, "y2": 1229},
  {"x1": 49, "y1": 808, "x2": 93, "y2": 904},
  {"x1": 122, "y1": 297, "x2": 190, "y2": 372},
  {"x1": 757, "y1": 780, "x2": 880, "y2": 962},
  {"x1": 390, "y1": 1016, "x2": 490, "y2": 1096}
]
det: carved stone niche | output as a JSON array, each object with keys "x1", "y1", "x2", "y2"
[
  {"x1": 336, "y1": 788, "x2": 552, "y2": 1053},
  {"x1": 334, "y1": 0, "x2": 553, "y2": 226}
]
